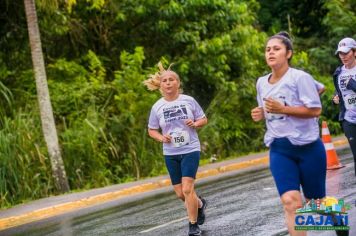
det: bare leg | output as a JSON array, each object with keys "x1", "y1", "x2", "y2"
[
  {"x1": 281, "y1": 190, "x2": 306, "y2": 236},
  {"x1": 182, "y1": 177, "x2": 199, "y2": 222},
  {"x1": 173, "y1": 183, "x2": 185, "y2": 201},
  {"x1": 173, "y1": 183, "x2": 202, "y2": 207}
]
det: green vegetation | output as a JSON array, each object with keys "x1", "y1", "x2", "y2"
[{"x1": 0, "y1": 0, "x2": 355, "y2": 208}]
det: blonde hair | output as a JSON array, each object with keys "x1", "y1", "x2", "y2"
[{"x1": 143, "y1": 62, "x2": 180, "y2": 91}]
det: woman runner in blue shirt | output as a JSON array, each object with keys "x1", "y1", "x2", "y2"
[{"x1": 332, "y1": 37, "x2": 356, "y2": 176}]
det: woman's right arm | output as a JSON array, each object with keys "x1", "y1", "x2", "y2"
[
  {"x1": 148, "y1": 129, "x2": 171, "y2": 143},
  {"x1": 251, "y1": 107, "x2": 265, "y2": 122},
  {"x1": 332, "y1": 94, "x2": 340, "y2": 104},
  {"x1": 252, "y1": 79, "x2": 265, "y2": 122}
]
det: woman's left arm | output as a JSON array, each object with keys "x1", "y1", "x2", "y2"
[
  {"x1": 194, "y1": 117, "x2": 208, "y2": 128},
  {"x1": 264, "y1": 98, "x2": 321, "y2": 118},
  {"x1": 185, "y1": 117, "x2": 208, "y2": 128},
  {"x1": 281, "y1": 106, "x2": 321, "y2": 118}
]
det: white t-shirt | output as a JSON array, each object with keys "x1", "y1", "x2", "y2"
[
  {"x1": 338, "y1": 65, "x2": 356, "y2": 123},
  {"x1": 314, "y1": 79, "x2": 325, "y2": 92},
  {"x1": 148, "y1": 94, "x2": 206, "y2": 155},
  {"x1": 256, "y1": 68, "x2": 321, "y2": 146}
]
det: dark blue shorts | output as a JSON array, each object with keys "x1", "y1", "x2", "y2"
[
  {"x1": 269, "y1": 138, "x2": 326, "y2": 199},
  {"x1": 164, "y1": 151, "x2": 200, "y2": 185}
]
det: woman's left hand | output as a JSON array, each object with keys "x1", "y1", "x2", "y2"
[
  {"x1": 264, "y1": 98, "x2": 286, "y2": 113},
  {"x1": 185, "y1": 119, "x2": 196, "y2": 128}
]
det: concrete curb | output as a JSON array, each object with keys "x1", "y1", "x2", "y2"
[{"x1": 0, "y1": 138, "x2": 349, "y2": 231}]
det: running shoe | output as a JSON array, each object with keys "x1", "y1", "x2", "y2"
[
  {"x1": 188, "y1": 222, "x2": 201, "y2": 236},
  {"x1": 197, "y1": 196, "x2": 207, "y2": 225},
  {"x1": 332, "y1": 215, "x2": 349, "y2": 236}
]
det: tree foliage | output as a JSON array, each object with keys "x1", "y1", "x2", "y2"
[{"x1": 0, "y1": 0, "x2": 354, "y2": 206}]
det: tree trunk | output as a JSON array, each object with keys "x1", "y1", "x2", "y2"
[
  {"x1": 23, "y1": 0, "x2": 70, "y2": 193},
  {"x1": 132, "y1": 150, "x2": 140, "y2": 180}
]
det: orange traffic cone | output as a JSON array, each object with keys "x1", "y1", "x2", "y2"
[{"x1": 321, "y1": 121, "x2": 344, "y2": 170}]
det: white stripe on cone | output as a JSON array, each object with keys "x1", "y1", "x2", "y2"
[
  {"x1": 322, "y1": 128, "x2": 330, "y2": 135},
  {"x1": 324, "y1": 143, "x2": 334, "y2": 151}
]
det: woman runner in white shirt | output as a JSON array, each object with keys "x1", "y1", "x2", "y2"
[
  {"x1": 144, "y1": 62, "x2": 208, "y2": 236},
  {"x1": 251, "y1": 32, "x2": 326, "y2": 236}
]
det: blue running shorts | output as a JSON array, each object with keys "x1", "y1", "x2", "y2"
[
  {"x1": 164, "y1": 151, "x2": 200, "y2": 185},
  {"x1": 269, "y1": 138, "x2": 326, "y2": 199}
]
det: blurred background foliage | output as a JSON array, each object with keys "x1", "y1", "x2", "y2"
[{"x1": 0, "y1": 0, "x2": 355, "y2": 207}]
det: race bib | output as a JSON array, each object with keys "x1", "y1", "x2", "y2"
[
  {"x1": 170, "y1": 130, "x2": 190, "y2": 147},
  {"x1": 344, "y1": 94, "x2": 356, "y2": 110}
]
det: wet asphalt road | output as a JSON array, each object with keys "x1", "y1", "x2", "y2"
[{"x1": 2, "y1": 152, "x2": 355, "y2": 236}]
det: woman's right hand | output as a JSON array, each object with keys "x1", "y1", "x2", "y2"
[
  {"x1": 148, "y1": 129, "x2": 172, "y2": 143},
  {"x1": 161, "y1": 134, "x2": 172, "y2": 143},
  {"x1": 332, "y1": 95, "x2": 340, "y2": 104},
  {"x1": 251, "y1": 107, "x2": 264, "y2": 122}
]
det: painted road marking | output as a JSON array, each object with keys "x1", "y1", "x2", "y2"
[
  {"x1": 139, "y1": 216, "x2": 188, "y2": 233},
  {"x1": 139, "y1": 208, "x2": 216, "y2": 233}
]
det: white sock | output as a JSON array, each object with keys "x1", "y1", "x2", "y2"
[{"x1": 198, "y1": 198, "x2": 203, "y2": 208}]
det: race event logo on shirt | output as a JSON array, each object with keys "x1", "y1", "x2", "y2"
[
  {"x1": 339, "y1": 74, "x2": 354, "y2": 91},
  {"x1": 163, "y1": 105, "x2": 188, "y2": 123},
  {"x1": 295, "y1": 196, "x2": 351, "y2": 231}
]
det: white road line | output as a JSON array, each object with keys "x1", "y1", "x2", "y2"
[
  {"x1": 139, "y1": 208, "x2": 216, "y2": 233},
  {"x1": 263, "y1": 187, "x2": 273, "y2": 190},
  {"x1": 139, "y1": 216, "x2": 187, "y2": 233}
]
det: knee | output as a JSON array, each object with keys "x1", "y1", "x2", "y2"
[
  {"x1": 281, "y1": 195, "x2": 302, "y2": 213},
  {"x1": 175, "y1": 191, "x2": 185, "y2": 201},
  {"x1": 173, "y1": 186, "x2": 185, "y2": 201},
  {"x1": 182, "y1": 185, "x2": 193, "y2": 196}
]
